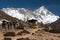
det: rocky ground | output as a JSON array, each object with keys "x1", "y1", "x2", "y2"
[{"x1": 0, "y1": 26, "x2": 60, "y2": 40}]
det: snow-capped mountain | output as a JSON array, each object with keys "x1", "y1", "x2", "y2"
[
  {"x1": 1, "y1": 6, "x2": 60, "y2": 24},
  {"x1": 1, "y1": 8, "x2": 35, "y2": 21},
  {"x1": 33, "y1": 6, "x2": 59, "y2": 24}
]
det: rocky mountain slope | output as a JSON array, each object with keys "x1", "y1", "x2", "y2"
[
  {"x1": 0, "y1": 11, "x2": 17, "y2": 23},
  {"x1": 49, "y1": 18, "x2": 60, "y2": 32}
]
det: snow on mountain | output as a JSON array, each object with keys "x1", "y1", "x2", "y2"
[
  {"x1": 1, "y1": 6, "x2": 60, "y2": 24},
  {"x1": 34, "y1": 6, "x2": 59, "y2": 24},
  {"x1": 1, "y1": 8, "x2": 24, "y2": 20},
  {"x1": 1, "y1": 8, "x2": 35, "y2": 21}
]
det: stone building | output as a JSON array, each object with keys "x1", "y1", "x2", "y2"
[
  {"x1": 27, "y1": 19, "x2": 38, "y2": 28},
  {"x1": 27, "y1": 19, "x2": 38, "y2": 26},
  {"x1": 0, "y1": 19, "x2": 18, "y2": 30}
]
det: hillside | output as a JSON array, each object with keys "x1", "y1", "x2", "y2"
[{"x1": 0, "y1": 11, "x2": 17, "y2": 22}]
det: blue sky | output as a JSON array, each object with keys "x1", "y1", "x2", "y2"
[{"x1": 0, "y1": 0, "x2": 60, "y2": 16}]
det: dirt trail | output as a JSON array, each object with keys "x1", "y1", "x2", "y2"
[
  {"x1": 31, "y1": 29, "x2": 60, "y2": 40},
  {"x1": 0, "y1": 30, "x2": 4, "y2": 40}
]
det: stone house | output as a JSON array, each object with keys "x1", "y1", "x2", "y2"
[
  {"x1": 27, "y1": 19, "x2": 38, "y2": 28},
  {"x1": 0, "y1": 19, "x2": 18, "y2": 30}
]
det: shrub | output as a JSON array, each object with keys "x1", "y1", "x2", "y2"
[
  {"x1": 49, "y1": 29, "x2": 60, "y2": 33},
  {"x1": 16, "y1": 26, "x2": 24, "y2": 29},
  {"x1": 30, "y1": 26, "x2": 37, "y2": 29},
  {"x1": 58, "y1": 36, "x2": 60, "y2": 38},
  {"x1": 32, "y1": 33, "x2": 34, "y2": 35},
  {"x1": 4, "y1": 32, "x2": 15, "y2": 37},
  {"x1": 17, "y1": 32, "x2": 22, "y2": 35},
  {"x1": 4, "y1": 38, "x2": 12, "y2": 40},
  {"x1": 17, "y1": 30, "x2": 30, "y2": 35},
  {"x1": 17, "y1": 38, "x2": 24, "y2": 40},
  {"x1": 45, "y1": 39, "x2": 48, "y2": 40},
  {"x1": 17, "y1": 37, "x2": 30, "y2": 40},
  {"x1": 50, "y1": 39, "x2": 54, "y2": 40},
  {"x1": 22, "y1": 30, "x2": 30, "y2": 34},
  {"x1": 25, "y1": 37, "x2": 30, "y2": 40}
]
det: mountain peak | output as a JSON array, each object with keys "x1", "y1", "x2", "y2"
[
  {"x1": 38, "y1": 6, "x2": 47, "y2": 11},
  {"x1": 35, "y1": 6, "x2": 52, "y2": 15},
  {"x1": 39, "y1": 6, "x2": 45, "y2": 10},
  {"x1": 34, "y1": 6, "x2": 59, "y2": 24}
]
